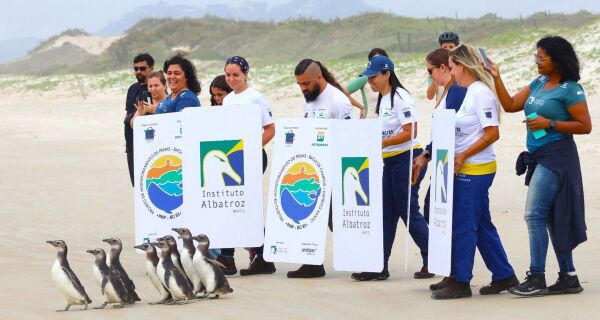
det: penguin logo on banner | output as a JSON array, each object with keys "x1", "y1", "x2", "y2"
[
  {"x1": 435, "y1": 149, "x2": 449, "y2": 203},
  {"x1": 273, "y1": 156, "x2": 327, "y2": 229},
  {"x1": 341, "y1": 157, "x2": 369, "y2": 206},
  {"x1": 200, "y1": 140, "x2": 245, "y2": 187}
]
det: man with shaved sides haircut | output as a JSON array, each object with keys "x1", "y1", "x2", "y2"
[{"x1": 286, "y1": 59, "x2": 353, "y2": 279}]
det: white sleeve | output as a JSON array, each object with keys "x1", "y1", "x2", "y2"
[
  {"x1": 333, "y1": 96, "x2": 353, "y2": 120},
  {"x1": 255, "y1": 95, "x2": 274, "y2": 126},
  {"x1": 473, "y1": 90, "x2": 499, "y2": 128},
  {"x1": 395, "y1": 93, "x2": 417, "y2": 126}
]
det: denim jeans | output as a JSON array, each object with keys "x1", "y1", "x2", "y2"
[{"x1": 525, "y1": 164, "x2": 575, "y2": 273}]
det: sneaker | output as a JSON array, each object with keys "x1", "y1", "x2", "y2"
[
  {"x1": 239, "y1": 255, "x2": 276, "y2": 276},
  {"x1": 508, "y1": 272, "x2": 549, "y2": 297},
  {"x1": 216, "y1": 255, "x2": 237, "y2": 276},
  {"x1": 287, "y1": 264, "x2": 326, "y2": 278},
  {"x1": 431, "y1": 278, "x2": 472, "y2": 300},
  {"x1": 479, "y1": 274, "x2": 519, "y2": 295},
  {"x1": 351, "y1": 268, "x2": 390, "y2": 281},
  {"x1": 414, "y1": 265, "x2": 435, "y2": 279},
  {"x1": 430, "y1": 277, "x2": 453, "y2": 291},
  {"x1": 547, "y1": 272, "x2": 584, "y2": 295}
]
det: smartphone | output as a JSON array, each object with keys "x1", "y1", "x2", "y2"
[
  {"x1": 142, "y1": 91, "x2": 153, "y2": 104},
  {"x1": 526, "y1": 112, "x2": 547, "y2": 139},
  {"x1": 477, "y1": 48, "x2": 491, "y2": 69}
]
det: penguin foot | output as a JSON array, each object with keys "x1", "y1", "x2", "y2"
[
  {"x1": 56, "y1": 304, "x2": 71, "y2": 312},
  {"x1": 82, "y1": 301, "x2": 88, "y2": 310},
  {"x1": 94, "y1": 302, "x2": 107, "y2": 309},
  {"x1": 209, "y1": 294, "x2": 220, "y2": 299},
  {"x1": 113, "y1": 302, "x2": 124, "y2": 309},
  {"x1": 150, "y1": 298, "x2": 171, "y2": 305},
  {"x1": 164, "y1": 299, "x2": 176, "y2": 305},
  {"x1": 195, "y1": 292, "x2": 208, "y2": 299}
]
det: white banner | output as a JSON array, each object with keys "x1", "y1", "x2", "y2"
[
  {"x1": 331, "y1": 120, "x2": 384, "y2": 272},
  {"x1": 134, "y1": 113, "x2": 184, "y2": 245},
  {"x1": 181, "y1": 106, "x2": 264, "y2": 248},
  {"x1": 427, "y1": 108, "x2": 456, "y2": 276},
  {"x1": 263, "y1": 119, "x2": 333, "y2": 265}
]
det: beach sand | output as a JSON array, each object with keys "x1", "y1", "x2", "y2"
[{"x1": 1, "y1": 92, "x2": 599, "y2": 320}]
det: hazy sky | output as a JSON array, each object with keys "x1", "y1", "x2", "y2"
[{"x1": 1, "y1": 0, "x2": 598, "y2": 41}]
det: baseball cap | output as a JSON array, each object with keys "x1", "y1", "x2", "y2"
[{"x1": 361, "y1": 55, "x2": 395, "y2": 77}]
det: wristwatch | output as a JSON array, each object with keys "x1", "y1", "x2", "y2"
[
  {"x1": 549, "y1": 120, "x2": 557, "y2": 129},
  {"x1": 423, "y1": 151, "x2": 432, "y2": 160}
]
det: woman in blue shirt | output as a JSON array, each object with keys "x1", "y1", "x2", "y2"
[
  {"x1": 487, "y1": 36, "x2": 592, "y2": 296},
  {"x1": 156, "y1": 54, "x2": 201, "y2": 113}
]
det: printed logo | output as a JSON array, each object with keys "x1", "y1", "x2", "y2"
[
  {"x1": 144, "y1": 154, "x2": 183, "y2": 214},
  {"x1": 485, "y1": 111, "x2": 492, "y2": 118},
  {"x1": 527, "y1": 97, "x2": 536, "y2": 105},
  {"x1": 434, "y1": 149, "x2": 449, "y2": 204},
  {"x1": 200, "y1": 140, "x2": 244, "y2": 187},
  {"x1": 341, "y1": 157, "x2": 369, "y2": 206},
  {"x1": 403, "y1": 110, "x2": 412, "y2": 118},
  {"x1": 285, "y1": 130, "x2": 295, "y2": 145},
  {"x1": 577, "y1": 90, "x2": 584, "y2": 95},
  {"x1": 273, "y1": 156, "x2": 327, "y2": 228},
  {"x1": 316, "y1": 131, "x2": 325, "y2": 142},
  {"x1": 145, "y1": 127, "x2": 155, "y2": 141},
  {"x1": 271, "y1": 245, "x2": 277, "y2": 254}
]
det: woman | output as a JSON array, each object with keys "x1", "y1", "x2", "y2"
[
  {"x1": 344, "y1": 48, "x2": 389, "y2": 118},
  {"x1": 155, "y1": 54, "x2": 201, "y2": 113},
  {"x1": 351, "y1": 55, "x2": 432, "y2": 281},
  {"x1": 426, "y1": 32, "x2": 461, "y2": 102},
  {"x1": 430, "y1": 44, "x2": 517, "y2": 300},
  {"x1": 219, "y1": 56, "x2": 276, "y2": 277},
  {"x1": 412, "y1": 48, "x2": 467, "y2": 291},
  {"x1": 210, "y1": 75, "x2": 232, "y2": 106},
  {"x1": 129, "y1": 71, "x2": 169, "y2": 127},
  {"x1": 485, "y1": 36, "x2": 591, "y2": 296}
]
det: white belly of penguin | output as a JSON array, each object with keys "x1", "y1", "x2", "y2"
[
  {"x1": 194, "y1": 255, "x2": 216, "y2": 293},
  {"x1": 146, "y1": 260, "x2": 168, "y2": 298},
  {"x1": 92, "y1": 265, "x2": 119, "y2": 303},
  {"x1": 51, "y1": 261, "x2": 84, "y2": 304},
  {"x1": 181, "y1": 249, "x2": 201, "y2": 291},
  {"x1": 168, "y1": 276, "x2": 186, "y2": 300},
  {"x1": 156, "y1": 262, "x2": 168, "y2": 289}
]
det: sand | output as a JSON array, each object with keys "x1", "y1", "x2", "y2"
[{"x1": 1, "y1": 89, "x2": 599, "y2": 320}]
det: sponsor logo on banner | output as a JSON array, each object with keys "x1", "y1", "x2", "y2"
[
  {"x1": 139, "y1": 149, "x2": 183, "y2": 219},
  {"x1": 341, "y1": 157, "x2": 371, "y2": 234},
  {"x1": 145, "y1": 127, "x2": 156, "y2": 141},
  {"x1": 199, "y1": 140, "x2": 247, "y2": 213},
  {"x1": 312, "y1": 127, "x2": 329, "y2": 147},
  {"x1": 435, "y1": 149, "x2": 449, "y2": 204},
  {"x1": 285, "y1": 130, "x2": 295, "y2": 145},
  {"x1": 273, "y1": 154, "x2": 327, "y2": 229}
]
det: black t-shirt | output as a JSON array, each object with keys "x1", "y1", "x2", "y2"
[{"x1": 124, "y1": 82, "x2": 149, "y2": 152}]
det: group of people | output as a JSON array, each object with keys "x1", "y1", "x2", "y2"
[{"x1": 123, "y1": 31, "x2": 591, "y2": 300}]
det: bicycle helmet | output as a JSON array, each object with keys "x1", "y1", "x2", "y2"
[{"x1": 438, "y1": 31, "x2": 460, "y2": 45}]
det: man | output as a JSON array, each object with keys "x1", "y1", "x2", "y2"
[
  {"x1": 426, "y1": 31, "x2": 460, "y2": 102},
  {"x1": 124, "y1": 53, "x2": 154, "y2": 186},
  {"x1": 286, "y1": 59, "x2": 352, "y2": 278}
]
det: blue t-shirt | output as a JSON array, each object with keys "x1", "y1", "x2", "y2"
[
  {"x1": 155, "y1": 89, "x2": 201, "y2": 114},
  {"x1": 525, "y1": 75, "x2": 586, "y2": 152}
]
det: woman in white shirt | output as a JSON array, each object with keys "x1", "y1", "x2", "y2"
[
  {"x1": 219, "y1": 56, "x2": 276, "y2": 277},
  {"x1": 431, "y1": 44, "x2": 517, "y2": 299},
  {"x1": 351, "y1": 55, "x2": 432, "y2": 281}
]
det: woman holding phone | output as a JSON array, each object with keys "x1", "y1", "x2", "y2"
[
  {"x1": 430, "y1": 44, "x2": 517, "y2": 300},
  {"x1": 129, "y1": 71, "x2": 168, "y2": 127},
  {"x1": 485, "y1": 36, "x2": 591, "y2": 297}
]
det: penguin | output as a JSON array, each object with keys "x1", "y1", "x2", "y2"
[
  {"x1": 102, "y1": 237, "x2": 140, "y2": 302},
  {"x1": 133, "y1": 243, "x2": 172, "y2": 304},
  {"x1": 47, "y1": 240, "x2": 92, "y2": 311},
  {"x1": 171, "y1": 228, "x2": 205, "y2": 295},
  {"x1": 154, "y1": 240, "x2": 195, "y2": 304},
  {"x1": 192, "y1": 234, "x2": 233, "y2": 299},
  {"x1": 86, "y1": 248, "x2": 135, "y2": 309},
  {"x1": 157, "y1": 235, "x2": 194, "y2": 289}
]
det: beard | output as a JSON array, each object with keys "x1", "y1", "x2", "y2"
[
  {"x1": 136, "y1": 74, "x2": 146, "y2": 83},
  {"x1": 302, "y1": 85, "x2": 321, "y2": 102}
]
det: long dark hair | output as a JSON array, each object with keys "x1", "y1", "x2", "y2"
[
  {"x1": 163, "y1": 53, "x2": 201, "y2": 94},
  {"x1": 209, "y1": 75, "x2": 232, "y2": 106},
  {"x1": 426, "y1": 48, "x2": 456, "y2": 108},
  {"x1": 375, "y1": 70, "x2": 408, "y2": 115},
  {"x1": 368, "y1": 48, "x2": 389, "y2": 60},
  {"x1": 294, "y1": 59, "x2": 344, "y2": 92},
  {"x1": 537, "y1": 35, "x2": 580, "y2": 83}
]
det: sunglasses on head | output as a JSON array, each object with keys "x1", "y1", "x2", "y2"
[{"x1": 134, "y1": 66, "x2": 147, "y2": 72}]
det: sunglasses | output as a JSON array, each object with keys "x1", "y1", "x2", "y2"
[
  {"x1": 427, "y1": 66, "x2": 440, "y2": 75},
  {"x1": 533, "y1": 54, "x2": 551, "y2": 64},
  {"x1": 133, "y1": 66, "x2": 147, "y2": 72}
]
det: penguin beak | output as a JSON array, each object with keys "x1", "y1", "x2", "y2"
[
  {"x1": 102, "y1": 238, "x2": 112, "y2": 244},
  {"x1": 86, "y1": 249, "x2": 95, "y2": 254},
  {"x1": 171, "y1": 228, "x2": 182, "y2": 234},
  {"x1": 156, "y1": 237, "x2": 164, "y2": 242},
  {"x1": 46, "y1": 240, "x2": 55, "y2": 246},
  {"x1": 133, "y1": 244, "x2": 144, "y2": 250},
  {"x1": 192, "y1": 235, "x2": 199, "y2": 242}
]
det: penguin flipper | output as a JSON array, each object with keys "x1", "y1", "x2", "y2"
[
  {"x1": 109, "y1": 273, "x2": 135, "y2": 304},
  {"x1": 206, "y1": 258, "x2": 227, "y2": 270},
  {"x1": 62, "y1": 266, "x2": 92, "y2": 303},
  {"x1": 100, "y1": 276, "x2": 108, "y2": 295},
  {"x1": 172, "y1": 269, "x2": 195, "y2": 299}
]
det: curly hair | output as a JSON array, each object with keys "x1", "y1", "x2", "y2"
[
  {"x1": 537, "y1": 35, "x2": 580, "y2": 83},
  {"x1": 163, "y1": 54, "x2": 201, "y2": 94}
]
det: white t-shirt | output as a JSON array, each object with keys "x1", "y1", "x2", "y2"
[
  {"x1": 455, "y1": 81, "x2": 499, "y2": 164},
  {"x1": 222, "y1": 87, "x2": 274, "y2": 127},
  {"x1": 304, "y1": 83, "x2": 353, "y2": 119},
  {"x1": 379, "y1": 87, "x2": 421, "y2": 156}
]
